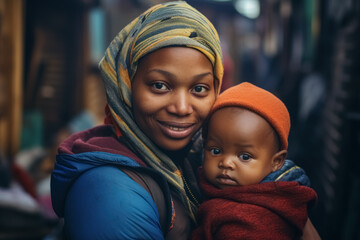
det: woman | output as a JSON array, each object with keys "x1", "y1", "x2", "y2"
[
  {"x1": 51, "y1": 1, "x2": 222, "y2": 239},
  {"x1": 51, "y1": 1, "x2": 320, "y2": 239}
]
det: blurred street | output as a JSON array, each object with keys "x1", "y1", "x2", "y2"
[{"x1": 1, "y1": 0, "x2": 359, "y2": 239}]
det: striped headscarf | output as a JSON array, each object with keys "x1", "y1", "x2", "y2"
[{"x1": 99, "y1": 1, "x2": 223, "y2": 222}]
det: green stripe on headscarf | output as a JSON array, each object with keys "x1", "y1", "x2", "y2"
[{"x1": 99, "y1": 1, "x2": 223, "y2": 222}]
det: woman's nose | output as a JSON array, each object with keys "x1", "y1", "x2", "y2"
[
  {"x1": 167, "y1": 90, "x2": 193, "y2": 116},
  {"x1": 219, "y1": 156, "x2": 235, "y2": 170}
]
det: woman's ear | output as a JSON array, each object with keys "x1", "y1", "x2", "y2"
[{"x1": 271, "y1": 150, "x2": 287, "y2": 172}]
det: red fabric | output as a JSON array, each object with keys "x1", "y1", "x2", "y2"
[
  {"x1": 191, "y1": 170, "x2": 317, "y2": 240},
  {"x1": 220, "y1": 52, "x2": 234, "y2": 93},
  {"x1": 104, "y1": 104, "x2": 122, "y2": 138},
  {"x1": 58, "y1": 124, "x2": 146, "y2": 167},
  {"x1": 11, "y1": 163, "x2": 37, "y2": 199}
]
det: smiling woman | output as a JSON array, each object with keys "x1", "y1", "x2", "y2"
[{"x1": 50, "y1": 1, "x2": 223, "y2": 239}]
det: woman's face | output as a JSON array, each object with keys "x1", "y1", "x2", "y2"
[{"x1": 132, "y1": 47, "x2": 216, "y2": 151}]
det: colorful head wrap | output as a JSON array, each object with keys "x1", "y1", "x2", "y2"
[
  {"x1": 208, "y1": 82, "x2": 290, "y2": 150},
  {"x1": 99, "y1": 1, "x2": 223, "y2": 222}
]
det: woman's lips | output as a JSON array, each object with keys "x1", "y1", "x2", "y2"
[{"x1": 157, "y1": 121, "x2": 196, "y2": 139}]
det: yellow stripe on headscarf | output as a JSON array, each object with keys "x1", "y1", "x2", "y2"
[{"x1": 119, "y1": 65, "x2": 131, "y2": 91}]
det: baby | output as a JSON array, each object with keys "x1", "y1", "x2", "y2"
[{"x1": 191, "y1": 82, "x2": 317, "y2": 240}]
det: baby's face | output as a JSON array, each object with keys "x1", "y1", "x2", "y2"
[{"x1": 203, "y1": 107, "x2": 279, "y2": 189}]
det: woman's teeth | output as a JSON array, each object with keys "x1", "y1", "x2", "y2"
[{"x1": 168, "y1": 125, "x2": 186, "y2": 131}]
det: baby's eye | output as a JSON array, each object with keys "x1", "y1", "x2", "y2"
[
  {"x1": 209, "y1": 147, "x2": 221, "y2": 155},
  {"x1": 152, "y1": 82, "x2": 168, "y2": 90},
  {"x1": 239, "y1": 154, "x2": 251, "y2": 161}
]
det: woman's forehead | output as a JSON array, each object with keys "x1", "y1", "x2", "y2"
[{"x1": 134, "y1": 47, "x2": 214, "y2": 84}]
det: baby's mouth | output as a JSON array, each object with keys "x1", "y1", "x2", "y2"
[{"x1": 216, "y1": 173, "x2": 237, "y2": 186}]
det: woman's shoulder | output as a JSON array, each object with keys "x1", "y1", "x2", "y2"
[
  {"x1": 63, "y1": 165, "x2": 165, "y2": 239},
  {"x1": 51, "y1": 125, "x2": 148, "y2": 218},
  {"x1": 58, "y1": 124, "x2": 146, "y2": 165}
]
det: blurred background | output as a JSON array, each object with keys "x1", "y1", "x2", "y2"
[{"x1": 0, "y1": 0, "x2": 359, "y2": 239}]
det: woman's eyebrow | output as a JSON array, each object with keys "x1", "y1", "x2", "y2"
[
  {"x1": 146, "y1": 69, "x2": 175, "y2": 78},
  {"x1": 194, "y1": 72, "x2": 214, "y2": 80},
  {"x1": 147, "y1": 69, "x2": 213, "y2": 80}
]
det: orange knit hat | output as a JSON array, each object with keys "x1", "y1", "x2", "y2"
[{"x1": 209, "y1": 82, "x2": 290, "y2": 150}]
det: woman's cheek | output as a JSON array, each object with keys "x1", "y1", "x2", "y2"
[{"x1": 199, "y1": 97, "x2": 216, "y2": 120}]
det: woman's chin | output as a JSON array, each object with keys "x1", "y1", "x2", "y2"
[
  {"x1": 154, "y1": 135, "x2": 195, "y2": 154},
  {"x1": 157, "y1": 140, "x2": 190, "y2": 152}
]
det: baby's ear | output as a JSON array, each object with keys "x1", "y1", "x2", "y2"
[{"x1": 271, "y1": 150, "x2": 287, "y2": 172}]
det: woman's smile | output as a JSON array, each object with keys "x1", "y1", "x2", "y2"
[{"x1": 157, "y1": 120, "x2": 196, "y2": 139}]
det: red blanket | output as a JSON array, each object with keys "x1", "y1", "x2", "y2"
[{"x1": 191, "y1": 170, "x2": 317, "y2": 240}]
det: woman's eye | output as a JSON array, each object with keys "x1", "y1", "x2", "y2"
[
  {"x1": 192, "y1": 85, "x2": 207, "y2": 94},
  {"x1": 209, "y1": 148, "x2": 221, "y2": 155},
  {"x1": 151, "y1": 82, "x2": 168, "y2": 91},
  {"x1": 239, "y1": 154, "x2": 251, "y2": 161}
]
